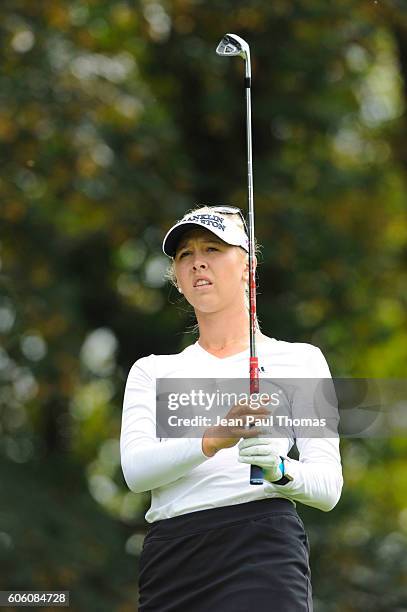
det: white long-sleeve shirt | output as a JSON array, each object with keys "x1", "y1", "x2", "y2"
[{"x1": 120, "y1": 336, "x2": 343, "y2": 522}]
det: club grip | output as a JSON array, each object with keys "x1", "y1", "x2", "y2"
[
  {"x1": 249, "y1": 357, "x2": 259, "y2": 393},
  {"x1": 249, "y1": 356, "x2": 263, "y2": 484},
  {"x1": 250, "y1": 464, "x2": 264, "y2": 485}
]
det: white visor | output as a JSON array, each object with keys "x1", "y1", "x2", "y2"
[{"x1": 162, "y1": 210, "x2": 249, "y2": 258}]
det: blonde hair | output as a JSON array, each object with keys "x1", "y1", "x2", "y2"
[{"x1": 164, "y1": 205, "x2": 261, "y2": 332}]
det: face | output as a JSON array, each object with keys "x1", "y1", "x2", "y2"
[{"x1": 174, "y1": 228, "x2": 249, "y2": 315}]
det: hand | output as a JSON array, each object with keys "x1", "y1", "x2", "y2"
[
  {"x1": 202, "y1": 400, "x2": 271, "y2": 457},
  {"x1": 238, "y1": 438, "x2": 284, "y2": 482}
]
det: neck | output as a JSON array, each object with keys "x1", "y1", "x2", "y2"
[{"x1": 196, "y1": 305, "x2": 262, "y2": 356}]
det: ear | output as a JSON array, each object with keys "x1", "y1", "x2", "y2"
[
  {"x1": 175, "y1": 278, "x2": 183, "y2": 293},
  {"x1": 242, "y1": 254, "x2": 256, "y2": 282},
  {"x1": 173, "y1": 270, "x2": 183, "y2": 294}
]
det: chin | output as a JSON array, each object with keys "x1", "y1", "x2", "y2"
[{"x1": 191, "y1": 300, "x2": 219, "y2": 315}]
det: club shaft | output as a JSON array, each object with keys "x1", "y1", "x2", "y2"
[
  {"x1": 244, "y1": 59, "x2": 264, "y2": 486},
  {"x1": 246, "y1": 80, "x2": 256, "y2": 363}
]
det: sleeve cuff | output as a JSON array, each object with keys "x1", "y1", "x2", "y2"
[
  {"x1": 191, "y1": 436, "x2": 210, "y2": 460},
  {"x1": 264, "y1": 457, "x2": 301, "y2": 492}
]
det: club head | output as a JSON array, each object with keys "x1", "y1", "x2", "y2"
[
  {"x1": 216, "y1": 33, "x2": 249, "y2": 60},
  {"x1": 216, "y1": 33, "x2": 251, "y2": 78}
]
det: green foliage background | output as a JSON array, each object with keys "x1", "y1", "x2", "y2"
[{"x1": 0, "y1": 1, "x2": 406, "y2": 610}]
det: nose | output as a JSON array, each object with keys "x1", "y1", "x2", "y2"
[{"x1": 192, "y1": 256, "x2": 208, "y2": 271}]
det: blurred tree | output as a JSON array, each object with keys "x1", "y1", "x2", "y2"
[{"x1": 0, "y1": 1, "x2": 406, "y2": 610}]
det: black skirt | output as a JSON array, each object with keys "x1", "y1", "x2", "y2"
[{"x1": 138, "y1": 498, "x2": 313, "y2": 612}]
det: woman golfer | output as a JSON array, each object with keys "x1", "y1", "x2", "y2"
[{"x1": 121, "y1": 205, "x2": 343, "y2": 611}]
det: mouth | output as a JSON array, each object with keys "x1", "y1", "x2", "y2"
[{"x1": 193, "y1": 278, "x2": 213, "y2": 289}]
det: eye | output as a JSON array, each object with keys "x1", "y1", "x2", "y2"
[
  {"x1": 178, "y1": 250, "x2": 190, "y2": 259},
  {"x1": 207, "y1": 246, "x2": 219, "y2": 252}
]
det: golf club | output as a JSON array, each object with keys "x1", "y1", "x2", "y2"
[{"x1": 216, "y1": 33, "x2": 263, "y2": 486}]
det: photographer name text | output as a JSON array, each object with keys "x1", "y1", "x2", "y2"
[{"x1": 167, "y1": 415, "x2": 327, "y2": 427}]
